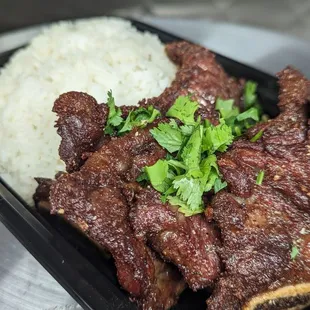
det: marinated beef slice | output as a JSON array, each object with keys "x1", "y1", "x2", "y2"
[
  {"x1": 140, "y1": 41, "x2": 244, "y2": 124},
  {"x1": 208, "y1": 67, "x2": 310, "y2": 310},
  {"x1": 128, "y1": 186, "x2": 221, "y2": 291},
  {"x1": 49, "y1": 126, "x2": 185, "y2": 310},
  {"x1": 53, "y1": 92, "x2": 108, "y2": 172}
]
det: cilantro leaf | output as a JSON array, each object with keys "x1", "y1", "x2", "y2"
[
  {"x1": 119, "y1": 106, "x2": 161, "y2": 133},
  {"x1": 244, "y1": 81, "x2": 258, "y2": 109},
  {"x1": 169, "y1": 119, "x2": 179, "y2": 129},
  {"x1": 167, "y1": 196, "x2": 204, "y2": 216},
  {"x1": 172, "y1": 176, "x2": 204, "y2": 212},
  {"x1": 202, "y1": 119, "x2": 234, "y2": 154},
  {"x1": 200, "y1": 153, "x2": 218, "y2": 173},
  {"x1": 236, "y1": 107, "x2": 260, "y2": 122},
  {"x1": 215, "y1": 83, "x2": 263, "y2": 137},
  {"x1": 204, "y1": 170, "x2": 219, "y2": 192},
  {"x1": 136, "y1": 169, "x2": 149, "y2": 182},
  {"x1": 180, "y1": 125, "x2": 194, "y2": 136},
  {"x1": 215, "y1": 98, "x2": 239, "y2": 119},
  {"x1": 150, "y1": 123, "x2": 184, "y2": 153},
  {"x1": 119, "y1": 110, "x2": 134, "y2": 133},
  {"x1": 160, "y1": 185, "x2": 177, "y2": 203},
  {"x1": 104, "y1": 90, "x2": 124, "y2": 134},
  {"x1": 198, "y1": 156, "x2": 219, "y2": 191},
  {"x1": 145, "y1": 160, "x2": 173, "y2": 193},
  {"x1": 166, "y1": 95, "x2": 199, "y2": 125},
  {"x1": 169, "y1": 154, "x2": 222, "y2": 215},
  {"x1": 214, "y1": 178, "x2": 227, "y2": 193},
  {"x1": 165, "y1": 153, "x2": 175, "y2": 160},
  {"x1": 181, "y1": 125, "x2": 203, "y2": 177},
  {"x1": 167, "y1": 159, "x2": 187, "y2": 175},
  {"x1": 233, "y1": 126, "x2": 241, "y2": 136},
  {"x1": 290, "y1": 245, "x2": 299, "y2": 260}
]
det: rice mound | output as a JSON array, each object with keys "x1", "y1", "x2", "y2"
[{"x1": 0, "y1": 17, "x2": 176, "y2": 204}]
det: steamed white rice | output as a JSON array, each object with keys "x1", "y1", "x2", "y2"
[{"x1": 0, "y1": 17, "x2": 176, "y2": 204}]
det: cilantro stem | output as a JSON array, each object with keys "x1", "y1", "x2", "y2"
[
  {"x1": 250, "y1": 129, "x2": 264, "y2": 142},
  {"x1": 234, "y1": 126, "x2": 242, "y2": 136},
  {"x1": 256, "y1": 170, "x2": 265, "y2": 185}
]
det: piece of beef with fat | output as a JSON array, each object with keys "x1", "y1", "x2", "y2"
[{"x1": 208, "y1": 67, "x2": 310, "y2": 310}]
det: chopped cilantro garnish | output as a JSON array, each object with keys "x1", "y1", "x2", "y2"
[
  {"x1": 119, "y1": 106, "x2": 161, "y2": 133},
  {"x1": 290, "y1": 245, "x2": 299, "y2": 260},
  {"x1": 215, "y1": 99, "x2": 239, "y2": 120},
  {"x1": 202, "y1": 119, "x2": 234, "y2": 154},
  {"x1": 167, "y1": 159, "x2": 187, "y2": 173},
  {"x1": 145, "y1": 160, "x2": 172, "y2": 193},
  {"x1": 172, "y1": 176, "x2": 204, "y2": 212},
  {"x1": 104, "y1": 91, "x2": 160, "y2": 135},
  {"x1": 234, "y1": 126, "x2": 242, "y2": 137},
  {"x1": 250, "y1": 129, "x2": 264, "y2": 142},
  {"x1": 143, "y1": 96, "x2": 234, "y2": 216},
  {"x1": 134, "y1": 80, "x2": 264, "y2": 216},
  {"x1": 136, "y1": 169, "x2": 149, "y2": 182},
  {"x1": 104, "y1": 90, "x2": 124, "y2": 134},
  {"x1": 166, "y1": 95, "x2": 199, "y2": 125},
  {"x1": 180, "y1": 124, "x2": 194, "y2": 136},
  {"x1": 215, "y1": 81, "x2": 263, "y2": 136},
  {"x1": 236, "y1": 107, "x2": 260, "y2": 122},
  {"x1": 256, "y1": 170, "x2": 265, "y2": 185},
  {"x1": 167, "y1": 196, "x2": 204, "y2": 216},
  {"x1": 244, "y1": 81, "x2": 258, "y2": 109},
  {"x1": 181, "y1": 125, "x2": 203, "y2": 177},
  {"x1": 150, "y1": 123, "x2": 184, "y2": 153},
  {"x1": 214, "y1": 178, "x2": 227, "y2": 193}
]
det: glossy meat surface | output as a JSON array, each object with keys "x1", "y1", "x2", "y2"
[
  {"x1": 49, "y1": 127, "x2": 185, "y2": 309},
  {"x1": 141, "y1": 41, "x2": 244, "y2": 123},
  {"x1": 208, "y1": 67, "x2": 310, "y2": 310},
  {"x1": 129, "y1": 187, "x2": 221, "y2": 291}
]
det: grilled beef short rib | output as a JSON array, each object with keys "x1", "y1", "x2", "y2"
[
  {"x1": 53, "y1": 91, "x2": 108, "y2": 172},
  {"x1": 128, "y1": 186, "x2": 221, "y2": 291},
  {"x1": 140, "y1": 41, "x2": 244, "y2": 124},
  {"x1": 49, "y1": 126, "x2": 185, "y2": 309},
  {"x1": 208, "y1": 67, "x2": 310, "y2": 310}
]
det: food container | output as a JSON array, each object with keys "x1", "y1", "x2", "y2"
[{"x1": 0, "y1": 19, "x2": 279, "y2": 310}]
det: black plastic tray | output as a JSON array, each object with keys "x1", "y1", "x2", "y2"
[{"x1": 0, "y1": 19, "x2": 280, "y2": 310}]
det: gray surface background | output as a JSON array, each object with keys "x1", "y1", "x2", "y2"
[
  {"x1": 1, "y1": 10, "x2": 310, "y2": 310},
  {"x1": 1, "y1": 0, "x2": 310, "y2": 41}
]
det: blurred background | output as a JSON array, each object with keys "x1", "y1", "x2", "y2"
[{"x1": 1, "y1": 0, "x2": 310, "y2": 41}]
